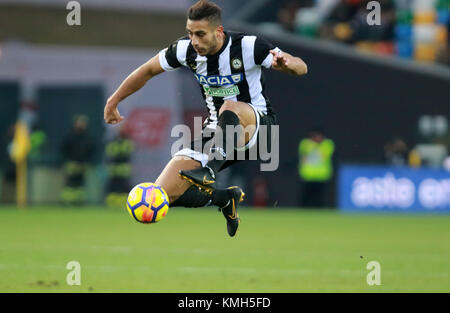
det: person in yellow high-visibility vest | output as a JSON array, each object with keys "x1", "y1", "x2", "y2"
[
  {"x1": 60, "y1": 115, "x2": 94, "y2": 206},
  {"x1": 298, "y1": 128, "x2": 335, "y2": 208},
  {"x1": 105, "y1": 123, "x2": 134, "y2": 208}
]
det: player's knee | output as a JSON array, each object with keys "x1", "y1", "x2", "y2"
[{"x1": 219, "y1": 100, "x2": 240, "y2": 115}]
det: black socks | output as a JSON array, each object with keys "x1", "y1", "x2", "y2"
[
  {"x1": 170, "y1": 186, "x2": 232, "y2": 209},
  {"x1": 207, "y1": 110, "x2": 241, "y2": 208},
  {"x1": 206, "y1": 110, "x2": 241, "y2": 173},
  {"x1": 169, "y1": 185, "x2": 212, "y2": 208},
  {"x1": 169, "y1": 186, "x2": 231, "y2": 208}
]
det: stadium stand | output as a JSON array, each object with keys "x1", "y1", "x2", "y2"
[{"x1": 274, "y1": 0, "x2": 449, "y2": 66}]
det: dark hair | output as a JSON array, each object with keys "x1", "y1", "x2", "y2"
[{"x1": 188, "y1": 0, "x2": 222, "y2": 25}]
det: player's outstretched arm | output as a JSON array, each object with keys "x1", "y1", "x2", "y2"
[
  {"x1": 270, "y1": 50, "x2": 308, "y2": 76},
  {"x1": 104, "y1": 54, "x2": 165, "y2": 124}
]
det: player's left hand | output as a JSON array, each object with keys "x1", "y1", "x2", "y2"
[{"x1": 270, "y1": 50, "x2": 289, "y2": 70}]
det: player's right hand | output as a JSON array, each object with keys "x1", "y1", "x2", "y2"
[{"x1": 104, "y1": 102, "x2": 125, "y2": 124}]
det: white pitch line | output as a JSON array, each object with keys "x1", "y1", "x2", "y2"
[{"x1": 1, "y1": 264, "x2": 448, "y2": 278}]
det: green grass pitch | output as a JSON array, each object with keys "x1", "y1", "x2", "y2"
[{"x1": 0, "y1": 206, "x2": 449, "y2": 292}]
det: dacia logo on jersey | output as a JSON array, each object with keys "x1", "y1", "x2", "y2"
[{"x1": 194, "y1": 73, "x2": 243, "y2": 87}]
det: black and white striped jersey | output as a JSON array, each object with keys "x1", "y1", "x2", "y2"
[{"x1": 158, "y1": 31, "x2": 280, "y2": 129}]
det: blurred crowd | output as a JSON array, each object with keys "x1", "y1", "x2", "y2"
[
  {"x1": 1, "y1": 112, "x2": 449, "y2": 206},
  {"x1": 275, "y1": 0, "x2": 450, "y2": 65},
  {"x1": 384, "y1": 115, "x2": 450, "y2": 170},
  {"x1": 0, "y1": 114, "x2": 134, "y2": 207}
]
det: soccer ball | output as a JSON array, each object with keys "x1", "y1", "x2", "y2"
[{"x1": 126, "y1": 183, "x2": 169, "y2": 224}]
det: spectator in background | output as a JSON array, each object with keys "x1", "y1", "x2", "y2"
[
  {"x1": 60, "y1": 115, "x2": 94, "y2": 205},
  {"x1": 104, "y1": 123, "x2": 134, "y2": 208},
  {"x1": 278, "y1": 0, "x2": 302, "y2": 32},
  {"x1": 321, "y1": 0, "x2": 395, "y2": 43},
  {"x1": 29, "y1": 122, "x2": 47, "y2": 164},
  {"x1": 384, "y1": 137, "x2": 425, "y2": 168},
  {"x1": 349, "y1": 0, "x2": 395, "y2": 43},
  {"x1": 320, "y1": 0, "x2": 360, "y2": 40},
  {"x1": 298, "y1": 128, "x2": 335, "y2": 208},
  {"x1": 384, "y1": 137, "x2": 409, "y2": 167},
  {"x1": 0, "y1": 125, "x2": 17, "y2": 203},
  {"x1": 278, "y1": 0, "x2": 314, "y2": 32}
]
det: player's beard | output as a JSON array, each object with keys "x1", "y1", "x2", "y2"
[
  {"x1": 203, "y1": 35, "x2": 219, "y2": 56},
  {"x1": 195, "y1": 34, "x2": 220, "y2": 56}
]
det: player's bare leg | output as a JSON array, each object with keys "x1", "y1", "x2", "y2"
[
  {"x1": 179, "y1": 100, "x2": 255, "y2": 236},
  {"x1": 155, "y1": 156, "x2": 201, "y2": 204}
]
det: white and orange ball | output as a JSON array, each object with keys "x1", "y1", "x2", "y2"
[{"x1": 126, "y1": 183, "x2": 169, "y2": 224}]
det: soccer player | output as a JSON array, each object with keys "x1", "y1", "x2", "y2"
[{"x1": 104, "y1": 0, "x2": 307, "y2": 237}]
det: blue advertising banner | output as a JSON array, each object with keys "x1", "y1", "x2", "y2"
[{"x1": 339, "y1": 165, "x2": 450, "y2": 213}]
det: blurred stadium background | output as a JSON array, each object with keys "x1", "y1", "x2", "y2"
[{"x1": 0, "y1": 0, "x2": 449, "y2": 292}]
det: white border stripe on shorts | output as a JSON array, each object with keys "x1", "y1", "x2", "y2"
[
  {"x1": 174, "y1": 148, "x2": 209, "y2": 167},
  {"x1": 235, "y1": 102, "x2": 261, "y2": 152}
]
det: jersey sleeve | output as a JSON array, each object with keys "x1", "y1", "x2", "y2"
[
  {"x1": 254, "y1": 36, "x2": 281, "y2": 69},
  {"x1": 158, "y1": 41, "x2": 182, "y2": 72}
]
